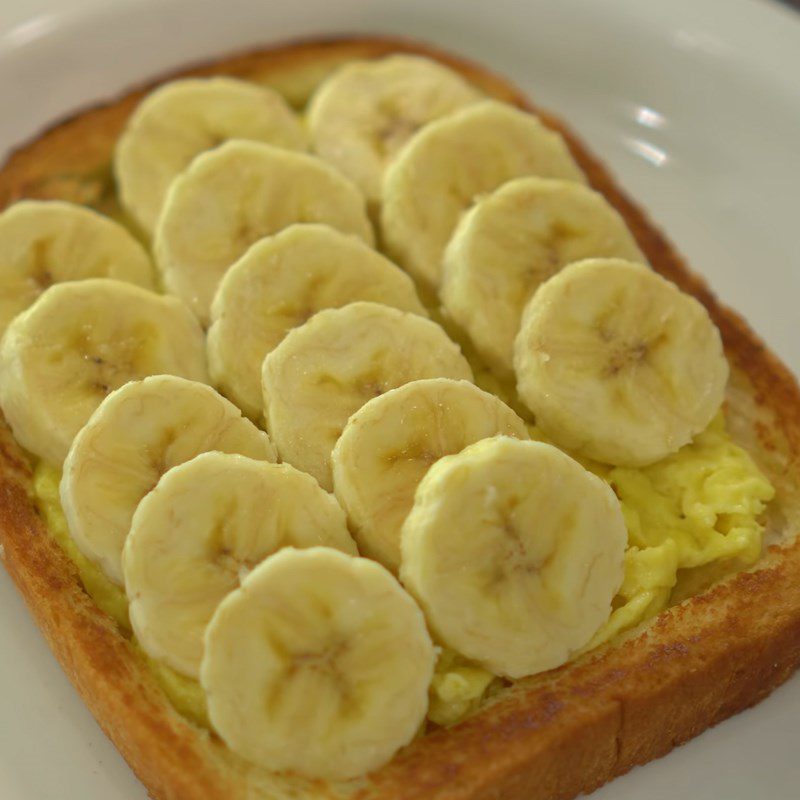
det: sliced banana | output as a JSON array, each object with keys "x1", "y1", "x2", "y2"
[
  {"x1": 115, "y1": 77, "x2": 308, "y2": 236},
  {"x1": 0, "y1": 279, "x2": 207, "y2": 465},
  {"x1": 0, "y1": 200, "x2": 155, "y2": 336},
  {"x1": 207, "y1": 223, "x2": 426, "y2": 420},
  {"x1": 513, "y1": 258, "x2": 729, "y2": 466},
  {"x1": 332, "y1": 378, "x2": 529, "y2": 573},
  {"x1": 201, "y1": 546, "x2": 434, "y2": 780},
  {"x1": 124, "y1": 452, "x2": 356, "y2": 679},
  {"x1": 307, "y1": 54, "x2": 481, "y2": 207},
  {"x1": 441, "y1": 177, "x2": 646, "y2": 378},
  {"x1": 400, "y1": 436, "x2": 626, "y2": 679},
  {"x1": 61, "y1": 375, "x2": 276, "y2": 585},
  {"x1": 154, "y1": 140, "x2": 374, "y2": 325},
  {"x1": 262, "y1": 301, "x2": 473, "y2": 490},
  {"x1": 381, "y1": 100, "x2": 586, "y2": 290}
]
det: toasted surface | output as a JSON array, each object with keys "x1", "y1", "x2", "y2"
[{"x1": 0, "y1": 36, "x2": 799, "y2": 800}]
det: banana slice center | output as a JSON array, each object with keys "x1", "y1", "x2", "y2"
[
  {"x1": 72, "y1": 328, "x2": 147, "y2": 397},
  {"x1": 491, "y1": 502, "x2": 553, "y2": 580},
  {"x1": 207, "y1": 514, "x2": 263, "y2": 583},
  {"x1": 375, "y1": 112, "x2": 421, "y2": 156},
  {"x1": 603, "y1": 339, "x2": 649, "y2": 377},
  {"x1": 276, "y1": 638, "x2": 354, "y2": 713},
  {"x1": 27, "y1": 238, "x2": 57, "y2": 291},
  {"x1": 539, "y1": 220, "x2": 581, "y2": 272}
]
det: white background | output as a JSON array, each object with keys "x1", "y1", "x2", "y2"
[{"x1": 0, "y1": 0, "x2": 799, "y2": 798}]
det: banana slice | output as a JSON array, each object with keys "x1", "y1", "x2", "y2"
[
  {"x1": 441, "y1": 177, "x2": 645, "y2": 378},
  {"x1": 207, "y1": 223, "x2": 426, "y2": 420},
  {"x1": 201, "y1": 546, "x2": 434, "y2": 780},
  {"x1": 513, "y1": 258, "x2": 729, "y2": 466},
  {"x1": 307, "y1": 55, "x2": 481, "y2": 207},
  {"x1": 332, "y1": 378, "x2": 529, "y2": 573},
  {"x1": 400, "y1": 436, "x2": 626, "y2": 679},
  {"x1": 154, "y1": 140, "x2": 374, "y2": 325},
  {"x1": 61, "y1": 375, "x2": 276, "y2": 585},
  {"x1": 0, "y1": 200, "x2": 155, "y2": 336},
  {"x1": 381, "y1": 100, "x2": 586, "y2": 290},
  {"x1": 262, "y1": 301, "x2": 473, "y2": 490},
  {"x1": 115, "y1": 77, "x2": 308, "y2": 236},
  {"x1": 124, "y1": 452, "x2": 356, "y2": 679},
  {"x1": 0, "y1": 279, "x2": 207, "y2": 465}
]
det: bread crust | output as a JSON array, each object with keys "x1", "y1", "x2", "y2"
[{"x1": 1, "y1": 36, "x2": 799, "y2": 800}]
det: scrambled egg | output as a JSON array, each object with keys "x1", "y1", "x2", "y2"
[
  {"x1": 34, "y1": 468, "x2": 130, "y2": 629},
  {"x1": 586, "y1": 412, "x2": 774, "y2": 645},
  {"x1": 33, "y1": 412, "x2": 774, "y2": 729},
  {"x1": 428, "y1": 648, "x2": 501, "y2": 726}
]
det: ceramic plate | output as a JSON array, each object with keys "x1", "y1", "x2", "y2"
[{"x1": 1, "y1": 0, "x2": 799, "y2": 797}]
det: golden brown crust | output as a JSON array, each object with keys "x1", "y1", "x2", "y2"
[{"x1": 1, "y1": 35, "x2": 799, "y2": 800}]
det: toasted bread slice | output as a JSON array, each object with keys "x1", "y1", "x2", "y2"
[{"x1": 0, "y1": 36, "x2": 799, "y2": 800}]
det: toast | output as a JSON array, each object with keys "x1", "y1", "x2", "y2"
[{"x1": 1, "y1": 36, "x2": 799, "y2": 800}]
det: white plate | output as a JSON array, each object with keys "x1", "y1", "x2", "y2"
[{"x1": 1, "y1": 0, "x2": 799, "y2": 798}]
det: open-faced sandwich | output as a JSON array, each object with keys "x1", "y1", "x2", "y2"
[{"x1": 0, "y1": 36, "x2": 797, "y2": 800}]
